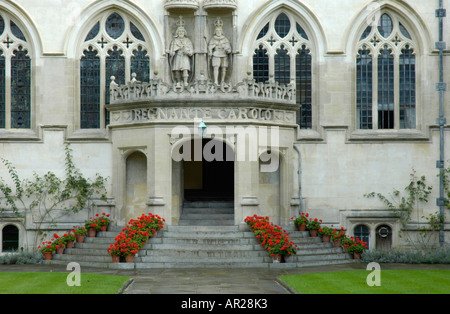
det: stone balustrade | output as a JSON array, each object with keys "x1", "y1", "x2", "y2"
[{"x1": 109, "y1": 73, "x2": 296, "y2": 105}]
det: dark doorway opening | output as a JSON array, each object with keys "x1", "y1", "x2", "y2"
[{"x1": 184, "y1": 139, "x2": 234, "y2": 201}]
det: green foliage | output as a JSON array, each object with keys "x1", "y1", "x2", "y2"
[
  {"x1": 442, "y1": 161, "x2": 450, "y2": 209},
  {"x1": 361, "y1": 248, "x2": 450, "y2": 264},
  {"x1": 364, "y1": 170, "x2": 432, "y2": 228},
  {"x1": 364, "y1": 169, "x2": 438, "y2": 249},
  {"x1": 0, "y1": 143, "x2": 108, "y2": 248},
  {"x1": 0, "y1": 251, "x2": 43, "y2": 265}
]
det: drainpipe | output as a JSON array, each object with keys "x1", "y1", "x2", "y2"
[
  {"x1": 436, "y1": 0, "x2": 447, "y2": 247},
  {"x1": 293, "y1": 144, "x2": 304, "y2": 214}
]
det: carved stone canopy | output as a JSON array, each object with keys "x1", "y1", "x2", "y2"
[{"x1": 164, "y1": 0, "x2": 200, "y2": 11}]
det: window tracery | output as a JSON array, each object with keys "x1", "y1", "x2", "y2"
[
  {"x1": 253, "y1": 12, "x2": 312, "y2": 129},
  {"x1": 356, "y1": 13, "x2": 416, "y2": 130},
  {"x1": 0, "y1": 13, "x2": 31, "y2": 129},
  {"x1": 80, "y1": 12, "x2": 150, "y2": 129}
]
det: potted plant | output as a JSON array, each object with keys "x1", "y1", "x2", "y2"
[
  {"x1": 52, "y1": 234, "x2": 66, "y2": 254},
  {"x1": 307, "y1": 218, "x2": 321, "y2": 237},
  {"x1": 291, "y1": 212, "x2": 309, "y2": 231},
  {"x1": 38, "y1": 240, "x2": 56, "y2": 260},
  {"x1": 85, "y1": 217, "x2": 101, "y2": 237},
  {"x1": 246, "y1": 215, "x2": 298, "y2": 263},
  {"x1": 107, "y1": 243, "x2": 121, "y2": 263},
  {"x1": 331, "y1": 227, "x2": 346, "y2": 248},
  {"x1": 62, "y1": 231, "x2": 76, "y2": 248},
  {"x1": 347, "y1": 238, "x2": 368, "y2": 259},
  {"x1": 73, "y1": 226, "x2": 87, "y2": 243},
  {"x1": 341, "y1": 236, "x2": 354, "y2": 253},
  {"x1": 318, "y1": 226, "x2": 333, "y2": 242},
  {"x1": 97, "y1": 213, "x2": 111, "y2": 231}
]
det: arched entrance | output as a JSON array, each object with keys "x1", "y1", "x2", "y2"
[{"x1": 184, "y1": 138, "x2": 234, "y2": 201}]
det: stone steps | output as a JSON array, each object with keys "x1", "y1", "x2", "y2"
[
  {"x1": 179, "y1": 201, "x2": 234, "y2": 226},
  {"x1": 44, "y1": 220, "x2": 355, "y2": 269}
]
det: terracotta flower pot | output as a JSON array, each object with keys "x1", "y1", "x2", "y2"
[
  {"x1": 66, "y1": 241, "x2": 74, "y2": 249},
  {"x1": 322, "y1": 234, "x2": 331, "y2": 243},
  {"x1": 87, "y1": 228, "x2": 96, "y2": 237},
  {"x1": 101, "y1": 224, "x2": 109, "y2": 232},
  {"x1": 43, "y1": 251, "x2": 53, "y2": 260},
  {"x1": 272, "y1": 254, "x2": 282, "y2": 263},
  {"x1": 353, "y1": 252, "x2": 361, "y2": 260},
  {"x1": 111, "y1": 255, "x2": 120, "y2": 263},
  {"x1": 297, "y1": 223, "x2": 307, "y2": 231},
  {"x1": 343, "y1": 245, "x2": 349, "y2": 253},
  {"x1": 125, "y1": 254, "x2": 135, "y2": 263},
  {"x1": 333, "y1": 239, "x2": 341, "y2": 248},
  {"x1": 75, "y1": 234, "x2": 85, "y2": 243},
  {"x1": 309, "y1": 229, "x2": 318, "y2": 237},
  {"x1": 56, "y1": 246, "x2": 65, "y2": 254}
]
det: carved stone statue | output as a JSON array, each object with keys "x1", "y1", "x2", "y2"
[
  {"x1": 208, "y1": 17, "x2": 232, "y2": 86},
  {"x1": 169, "y1": 16, "x2": 194, "y2": 87}
]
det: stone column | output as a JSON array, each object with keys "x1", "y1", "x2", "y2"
[
  {"x1": 194, "y1": 7, "x2": 208, "y2": 80},
  {"x1": 233, "y1": 130, "x2": 259, "y2": 224},
  {"x1": 146, "y1": 129, "x2": 172, "y2": 222}
]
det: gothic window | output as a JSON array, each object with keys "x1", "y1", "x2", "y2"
[
  {"x1": 356, "y1": 13, "x2": 416, "y2": 130},
  {"x1": 0, "y1": 13, "x2": 31, "y2": 129},
  {"x1": 80, "y1": 12, "x2": 150, "y2": 129},
  {"x1": 253, "y1": 12, "x2": 312, "y2": 129}
]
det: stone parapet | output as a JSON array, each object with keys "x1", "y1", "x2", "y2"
[{"x1": 109, "y1": 73, "x2": 296, "y2": 106}]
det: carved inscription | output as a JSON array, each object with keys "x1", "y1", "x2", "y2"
[{"x1": 130, "y1": 107, "x2": 295, "y2": 124}]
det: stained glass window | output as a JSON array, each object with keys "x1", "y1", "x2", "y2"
[
  {"x1": 274, "y1": 45, "x2": 290, "y2": 85},
  {"x1": 378, "y1": 14, "x2": 393, "y2": 38},
  {"x1": 11, "y1": 46, "x2": 31, "y2": 129},
  {"x1": 356, "y1": 12, "x2": 416, "y2": 130},
  {"x1": 80, "y1": 47, "x2": 100, "y2": 129},
  {"x1": 0, "y1": 52, "x2": 4, "y2": 128},
  {"x1": 106, "y1": 13, "x2": 125, "y2": 39},
  {"x1": 274, "y1": 13, "x2": 291, "y2": 38},
  {"x1": 399, "y1": 46, "x2": 416, "y2": 129},
  {"x1": 253, "y1": 45, "x2": 269, "y2": 83},
  {"x1": 357, "y1": 46, "x2": 373, "y2": 129},
  {"x1": 105, "y1": 46, "x2": 125, "y2": 125},
  {"x1": 378, "y1": 46, "x2": 394, "y2": 129},
  {"x1": 85, "y1": 22, "x2": 100, "y2": 42},
  {"x1": 0, "y1": 14, "x2": 31, "y2": 130},
  {"x1": 253, "y1": 12, "x2": 313, "y2": 129},
  {"x1": 296, "y1": 46, "x2": 312, "y2": 128},
  {"x1": 131, "y1": 46, "x2": 150, "y2": 83},
  {"x1": 80, "y1": 12, "x2": 150, "y2": 129}
]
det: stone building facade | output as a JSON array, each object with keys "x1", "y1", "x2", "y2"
[{"x1": 0, "y1": 0, "x2": 449, "y2": 253}]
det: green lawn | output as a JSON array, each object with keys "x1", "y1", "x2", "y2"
[
  {"x1": 280, "y1": 270, "x2": 450, "y2": 294},
  {"x1": 0, "y1": 272, "x2": 130, "y2": 294}
]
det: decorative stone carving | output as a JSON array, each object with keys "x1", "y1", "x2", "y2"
[
  {"x1": 164, "y1": 0, "x2": 199, "y2": 10},
  {"x1": 109, "y1": 72, "x2": 296, "y2": 104},
  {"x1": 208, "y1": 17, "x2": 232, "y2": 86},
  {"x1": 169, "y1": 17, "x2": 194, "y2": 87},
  {"x1": 203, "y1": 0, "x2": 237, "y2": 11}
]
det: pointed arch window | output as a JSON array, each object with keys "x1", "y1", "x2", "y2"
[
  {"x1": 80, "y1": 12, "x2": 150, "y2": 129},
  {"x1": 0, "y1": 13, "x2": 31, "y2": 129},
  {"x1": 356, "y1": 13, "x2": 416, "y2": 130},
  {"x1": 253, "y1": 12, "x2": 312, "y2": 129}
]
